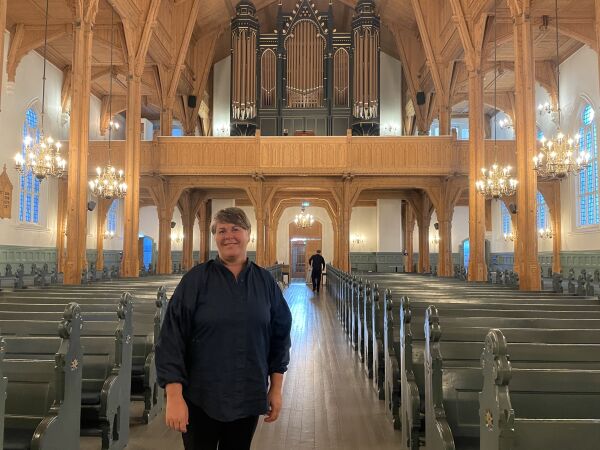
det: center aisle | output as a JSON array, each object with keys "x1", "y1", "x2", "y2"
[
  {"x1": 84, "y1": 280, "x2": 401, "y2": 450},
  {"x1": 250, "y1": 281, "x2": 402, "y2": 450}
]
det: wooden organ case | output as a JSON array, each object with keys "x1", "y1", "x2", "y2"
[{"x1": 229, "y1": 0, "x2": 380, "y2": 136}]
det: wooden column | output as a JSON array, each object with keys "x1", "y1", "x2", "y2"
[
  {"x1": 0, "y1": 0, "x2": 6, "y2": 111},
  {"x1": 467, "y1": 69, "x2": 487, "y2": 281},
  {"x1": 181, "y1": 214, "x2": 194, "y2": 270},
  {"x1": 196, "y1": 200, "x2": 208, "y2": 263},
  {"x1": 95, "y1": 199, "x2": 111, "y2": 272},
  {"x1": 439, "y1": 103, "x2": 452, "y2": 135},
  {"x1": 64, "y1": 6, "x2": 97, "y2": 284},
  {"x1": 122, "y1": 74, "x2": 142, "y2": 277},
  {"x1": 512, "y1": 3, "x2": 540, "y2": 290},
  {"x1": 157, "y1": 205, "x2": 175, "y2": 275},
  {"x1": 56, "y1": 178, "x2": 68, "y2": 273},
  {"x1": 160, "y1": 108, "x2": 173, "y2": 136},
  {"x1": 403, "y1": 201, "x2": 416, "y2": 272},
  {"x1": 417, "y1": 216, "x2": 431, "y2": 273},
  {"x1": 438, "y1": 218, "x2": 453, "y2": 277}
]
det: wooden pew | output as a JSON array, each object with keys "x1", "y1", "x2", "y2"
[
  {"x1": 479, "y1": 329, "x2": 600, "y2": 450},
  {"x1": 2, "y1": 303, "x2": 83, "y2": 450},
  {"x1": 0, "y1": 286, "x2": 167, "y2": 423},
  {"x1": 423, "y1": 308, "x2": 600, "y2": 450},
  {"x1": 0, "y1": 294, "x2": 133, "y2": 450}
]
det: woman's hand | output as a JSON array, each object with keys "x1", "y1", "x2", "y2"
[
  {"x1": 264, "y1": 389, "x2": 282, "y2": 423},
  {"x1": 165, "y1": 383, "x2": 189, "y2": 432},
  {"x1": 265, "y1": 373, "x2": 284, "y2": 423}
]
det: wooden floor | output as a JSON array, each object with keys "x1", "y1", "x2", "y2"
[{"x1": 82, "y1": 281, "x2": 402, "y2": 450}]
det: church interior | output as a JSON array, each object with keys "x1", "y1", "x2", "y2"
[{"x1": 0, "y1": 0, "x2": 599, "y2": 448}]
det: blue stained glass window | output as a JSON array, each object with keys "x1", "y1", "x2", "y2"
[
  {"x1": 19, "y1": 107, "x2": 42, "y2": 224},
  {"x1": 537, "y1": 192, "x2": 548, "y2": 230},
  {"x1": 107, "y1": 200, "x2": 118, "y2": 234},
  {"x1": 577, "y1": 104, "x2": 599, "y2": 227},
  {"x1": 501, "y1": 202, "x2": 511, "y2": 235}
]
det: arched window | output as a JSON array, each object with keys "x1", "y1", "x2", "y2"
[
  {"x1": 19, "y1": 107, "x2": 42, "y2": 224},
  {"x1": 536, "y1": 192, "x2": 548, "y2": 230},
  {"x1": 577, "y1": 104, "x2": 599, "y2": 226},
  {"x1": 501, "y1": 202, "x2": 511, "y2": 235},
  {"x1": 107, "y1": 200, "x2": 118, "y2": 235}
]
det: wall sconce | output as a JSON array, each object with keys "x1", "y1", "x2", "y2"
[
  {"x1": 104, "y1": 230, "x2": 115, "y2": 240},
  {"x1": 382, "y1": 123, "x2": 401, "y2": 136},
  {"x1": 430, "y1": 234, "x2": 440, "y2": 245},
  {"x1": 250, "y1": 234, "x2": 256, "y2": 244},
  {"x1": 215, "y1": 123, "x2": 230, "y2": 137},
  {"x1": 351, "y1": 233, "x2": 365, "y2": 245},
  {"x1": 170, "y1": 231, "x2": 184, "y2": 244},
  {"x1": 538, "y1": 227, "x2": 553, "y2": 239},
  {"x1": 503, "y1": 231, "x2": 517, "y2": 242}
]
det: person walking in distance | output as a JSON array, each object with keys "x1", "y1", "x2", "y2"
[
  {"x1": 155, "y1": 207, "x2": 292, "y2": 450},
  {"x1": 308, "y1": 249, "x2": 326, "y2": 293}
]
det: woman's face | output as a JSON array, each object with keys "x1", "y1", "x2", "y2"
[{"x1": 214, "y1": 222, "x2": 250, "y2": 262}]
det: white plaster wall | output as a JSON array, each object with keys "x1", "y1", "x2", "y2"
[
  {"x1": 376, "y1": 199, "x2": 402, "y2": 251},
  {"x1": 139, "y1": 206, "x2": 159, "y2": 242},
  {"x1": 276, "y1": 207, "x2": 334, "y2": 265},
  {"x1": 213, "y1": 57, "x2": 231, "y2": 136},
  {"x1": 0, "y1": 31, "x2": 62, "y2": 247},
  {"x1": 349, "y1": 206, "x2": 377, "y2": 252},
  {"x1": 380, "y1": 52, "x2": 402, "y2": 136}
]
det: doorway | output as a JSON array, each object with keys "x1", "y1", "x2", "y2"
[{"x1": 289, "y1": 221, "x2": 323, "y2": 282}]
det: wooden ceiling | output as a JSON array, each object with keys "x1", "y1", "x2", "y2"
[{"x1": 4, "y1": 0, "x2": 595, "y2": 124}]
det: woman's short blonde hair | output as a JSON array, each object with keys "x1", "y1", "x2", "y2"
[{"x1": 210, "y1": 207, "x2": 252, "y2": 234}]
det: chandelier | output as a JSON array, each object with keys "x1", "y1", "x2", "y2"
[
  {"x1": 476, "y1": 164, "x2": 518, "y2": 199},
  {"x1": 533, "y1": 0, "x2": 591, "y2": 181},
  {"x1": 503, "y1": 231, "x2": 517, "y2": 242},
  {"x1": 475, "y1": 0, "x2": 517, "y2": 201},
  {"x1": 294, "y1": 205, "x2": 314, "y2": 228},
  {"x1": 533, "y1": 133, "x2": 590, "y2": 179},
  {"x1": 13, "y1": 0, "x2": 66, "y2": 181},
  {"x1": 538, "y1": 227, "x2": 553, "y2": 239},
  {"x1": 170, "y1": 231, "x2": 184, "y2": 244},
  {"x1": 89, "y1": 7, "x2": 127, "y2": 200},
  {"x1": 498, "y1": 118, "x2": 513, "y2": 130}
]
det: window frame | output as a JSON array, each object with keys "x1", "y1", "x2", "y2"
[
  {"x1": 19, "y1": 105, "x2": 43, "y2": 226},
  {"x1": 575, "y1": 103, "x2": 600, "y2": 229}
]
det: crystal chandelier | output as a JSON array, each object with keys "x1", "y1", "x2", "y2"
[
  {"x1": 476, "y1": 164, "x2": 518, "y2": 199},
  {"x1": 294, "y1": 205, "x2": 314, "y2": 228},
  {"x1": 89, "y1": 8, "x2": 127, "y2": 200},
  {"x1": 170, "y1": 231, "x2": 184, "y2": 244},
  {"x1": 13, "y1": 0, "x2": 66, "y2": 181},
  {"x1": 498, "y1": 118, "x2": 513, "y2": 130},
  {"x1": 538, "y1": 227, "x2": 553, "y2": 239},
  {"x1": 503, "y1": 231, "x2": 517, "y2": 242},
  {"x1": 533, "y1": 0, "x2": 591, "y2": 180},
  {"x1": 475, "y1": 1, "x2": 517, "y2": 200}
]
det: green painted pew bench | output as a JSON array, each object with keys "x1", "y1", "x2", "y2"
[
  {"x1": 0, "y1": 294, "x2": 132, "y2": 450},
  {"x1": 1, "y1": 303, "x2": 82, "y2": 450}
]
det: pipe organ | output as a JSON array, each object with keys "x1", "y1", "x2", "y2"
[{"x1": 230, "y1": 0, "x2": 380, "y2": 136}]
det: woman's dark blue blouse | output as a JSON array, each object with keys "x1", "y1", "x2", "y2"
[{"x1": 155, "y1": 258, "x2": 292, "y2": 422}]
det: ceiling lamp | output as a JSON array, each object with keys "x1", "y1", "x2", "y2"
[
  {"x1": 294, "y1": 205, "x2": 314, "y2": 228},
  {"x1": 89, "y1": 7, "x2": 127, "y2": 200},
  {"x1": 475, "y1": 0, "x2": 517, "y2": 200},
  {"x1": 538, "y1": 227, "x2": 553, "y2": 239},
  {"x1": 14, "y1": 0, "x2": 66, "y2": 181},
  {"x1": 533, "y1": 0, "x2": 591, "y2": 180}
]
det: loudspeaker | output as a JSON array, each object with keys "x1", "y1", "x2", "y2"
[
  {"x1": 508, "y1": 203, "x2": 517, "y2": 214},
  {"x1": 434, "y1": 222, "x2": 439, "y2": 230},
  {"x1": 87, "y1": 201, "x2": 96, "y2": 212},
  {"x1": 171, "y1": 221, "x2": 176, "y2": 229},
  {"x1": 187, "y1": 95, "x2": 197, "y2": 108},
  {"x1": 416, "y1": 91, "x2": 426, "y2": 105}
]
